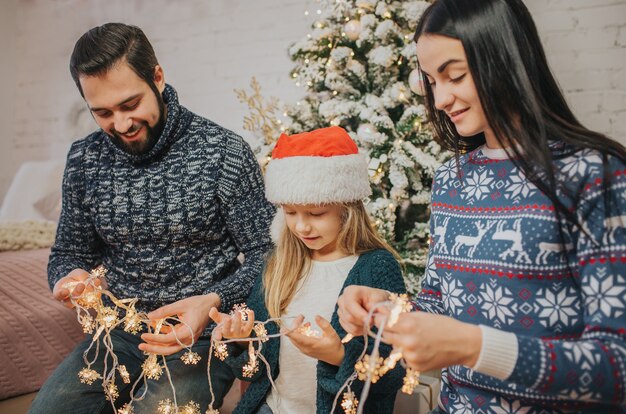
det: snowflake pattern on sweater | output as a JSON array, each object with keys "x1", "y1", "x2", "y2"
[
  {"x1": 417, "y1": 144, "x2": 626, "y2": 413},
  {"x1": 48, "y1": 85, "x2": 275, "y2": 316}
]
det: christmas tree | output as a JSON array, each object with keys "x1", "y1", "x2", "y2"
[{"x1": 240, "y1": 0, "x2": 449, "y2": 294}]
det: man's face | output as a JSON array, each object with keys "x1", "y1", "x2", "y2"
[{"x1": 80, "y1": 61, "x2": 166, "y2": 155}]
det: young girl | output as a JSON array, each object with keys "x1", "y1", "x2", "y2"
[
  {"x1": 337, "y1": 0, "x2": 626, "y2": 412},
  {"x1": 210, "y1": 126, "x2": 406, "y2": 414}
]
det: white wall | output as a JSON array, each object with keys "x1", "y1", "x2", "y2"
[
  {"x1": 1, "y1": 0, "x2": 625, "y2": 204},
  {"x1": 525, "y1": 0, "x2": 626, "y2": 140}
]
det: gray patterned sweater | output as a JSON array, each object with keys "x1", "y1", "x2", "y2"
[{"x1": 48, "y1": 84, "x2": 275, "y2": 316}]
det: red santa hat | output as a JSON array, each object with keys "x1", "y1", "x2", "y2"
[
  {"x1": 265, "y1": 126, "x2": 371, "y2": 241},
  {"x1": 265, "y1": 126, "x2": 371, "y2": 205}
]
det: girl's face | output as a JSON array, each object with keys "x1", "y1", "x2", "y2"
[
  {"x1": 283, "y1": 204, "x2": 345, "y2": 261},
  {"x1": 416, "y1": 34, "x2": 494, "y2": 144}
]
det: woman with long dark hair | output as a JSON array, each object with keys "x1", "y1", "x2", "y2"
[{"x1": 337, "y1": 0, "x2": 626, "y2": 412}]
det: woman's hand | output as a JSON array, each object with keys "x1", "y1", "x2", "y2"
[
  {"x1": 376, "y1": 310, "x2": 482, "y2": 372},
  {"x1": 337, "y1": 285, "x2": 390, "y2": 336},
  {"x1": 283, "y1": 315, "x2": 344, "y2": 366}
]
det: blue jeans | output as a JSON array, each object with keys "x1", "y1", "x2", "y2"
[
  {"x1": 29, "y1": 329, "x2": 235, "y2": 414},
  {"x1": 255, "y1": 402, "x2": 273, "y2": 414}
]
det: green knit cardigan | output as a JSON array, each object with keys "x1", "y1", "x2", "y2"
[{"x1": 224, "y1": 249, "x2": 407, "y2": 414}]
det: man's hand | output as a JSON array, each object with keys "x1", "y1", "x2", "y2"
[
  {"x1": 283, "y1": 315, "x2": 344, "y2": 366},
  {"x1": 336, "y1": 285, "x2": 390, "y2": 336},
  {"x1": 375, "y1": 311, "x2": 482, "y2": 372},
  {"x1": 209, "y1": 307, "x2": 255, "y2": 341},
  {"x1": 139, "y1": 293, "x2": 221, "y2": 355},
  {"x1": 52, "y1": 268, "x2": 102, "y2": 309}
]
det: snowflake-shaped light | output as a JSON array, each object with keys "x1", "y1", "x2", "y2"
[
  {"x1": 341, "y1": 390, "x2": 359, "y2": 414},
  {"x1": 98, "y1": 306, "x2": 119, "y2": 329},
  {"x1": 355, "y1": 354, "x2": 384, "y2": 383},
  {"x1": 213, "y1": 342, "x2": 228, "y2": 361},
  {"x1": 118, "y1": 365, "x2": 131, "y2": 383},
  {"x1": 231, "y1": 303, "x2": 252, "y2": 322},
  {"x1": 402, "y1": 368, "x2": 420, "y2": 394},
  {"x1": 104, "y1": 382, "x2": 119, "y2": 401},
  {"x1": 124, "y1": 310, "x2": 143, "y2": 334},
  {"x1": 180, "y1": 401, "x2": 201, "y2": 414},
  {"x1": 181, "y1": 351, "x2": 201, "y2": 365},
  {"x1": 253, "y1": 323, "x2": 268, "y2": 342},
  {"x1": 142, "y1": 354, "x2": 163, "y2": 380},
  {"x1": 78, "y1": 367, "x2": 102, "y2": 385},
  {"x1": 157, "y1": 399, "x2": 176, "y2": 414},
  {"x1": 118, "y1": 403, "x2": 134, "y2": 414}
]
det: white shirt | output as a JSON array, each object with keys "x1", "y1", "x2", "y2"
[{"x1": 266, "y1": 255, "x2": 358, "y2": 414}]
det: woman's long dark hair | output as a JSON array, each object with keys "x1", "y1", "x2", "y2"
[{"x1": 415, "y1": 0, "x2": 626, "y2": 238}]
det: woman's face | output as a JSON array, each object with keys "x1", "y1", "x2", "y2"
[{"x1": 416, "y1": 34, "x2": 493, "y2": 142}]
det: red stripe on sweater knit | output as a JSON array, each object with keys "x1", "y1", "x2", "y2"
[
  {"x1": 431, "y1": 202, "x2": 555, "y2": 213},
  {"x1": 435, "y1": 261, "x2": 575, "y2": 281},
  {"x1": 579, "y1": 255, "x2": 626, "y2": 267},
  {"x1": 582, "y1": 168, "x2": 626, "y2": 192}
]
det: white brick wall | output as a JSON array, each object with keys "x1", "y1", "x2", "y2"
[
  {"x1": 0, "y1": 0, "x2": 18, "y2": 204},
  {"x1": 0, "y1": 0, "x2": 624, "y2": 204},
  {"x1": 525, "y1": 0, "x2": 626, "y2": 139}
]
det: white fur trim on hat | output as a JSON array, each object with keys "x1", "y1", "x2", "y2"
[{"x1": 265, "y1": 153, "x2": 371, "y2": 205}]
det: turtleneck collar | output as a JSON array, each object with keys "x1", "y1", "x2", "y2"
[{"x1": 104, "y1": 84, "x2": 192, "y2": 164}]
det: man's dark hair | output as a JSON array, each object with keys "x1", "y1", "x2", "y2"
[{"x1": 70, "y1": 23, "x2": 159, "y2": 97}]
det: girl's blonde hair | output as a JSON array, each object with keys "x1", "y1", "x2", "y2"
[{"x1": 263, "y1": 201, "x2": 400, "y2": 319}]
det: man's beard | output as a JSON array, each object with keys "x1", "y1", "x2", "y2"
[{"x1": 108, "y1": 90, "x2": 167, "y2": 156}]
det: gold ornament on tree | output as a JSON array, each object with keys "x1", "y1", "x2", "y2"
[
  {"x1": 344, "y1": 20, "x2": 362, "y2": 41},
  {"x1": 234, "y1": 78, "x2": 284, "y2": 169}
]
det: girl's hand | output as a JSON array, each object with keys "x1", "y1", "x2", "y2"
[
  {"x1": 209, "y1": 307, "x2": 255, "y2": 341},
  {"x1": 283, "y1": 315, "x2": 345, "y2": 366},
  {"x1": 375, "y1": 310, "x2": 482, "y2": 372}
]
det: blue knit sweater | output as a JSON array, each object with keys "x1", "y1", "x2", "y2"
[
  {"x1": 419, "y1": 144, "x2": 626, "y2": 413},
  {"x1": 48, "y1": 85, "x2": 275, "y2": 315},
  {"x1": 225, "y1": 249, "x2": 407, "y2": 414}
]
